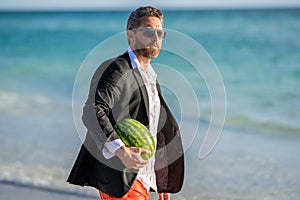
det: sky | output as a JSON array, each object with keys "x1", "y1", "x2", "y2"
[{"x1": 0, "y1": 0, "x2": 300, "y2": 10}]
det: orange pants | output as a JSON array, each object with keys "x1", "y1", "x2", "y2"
[{"x1": 99, "y1": 179, "x2": 150, "y2": 200}]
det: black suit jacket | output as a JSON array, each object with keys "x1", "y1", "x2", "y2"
[{"x1": 67, "y1": 52, "x2": 184, "y2": 197}]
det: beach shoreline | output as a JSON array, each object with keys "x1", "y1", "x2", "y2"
[{"x1": 0, "y1": 181, "x2": 99, "y2": 200}]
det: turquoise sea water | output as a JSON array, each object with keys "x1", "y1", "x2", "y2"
[{"x1": 0, "y1": 9, "x2": 299, "y2": 199}]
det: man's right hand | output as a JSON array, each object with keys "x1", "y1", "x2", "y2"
[{"x1": 115, "y1": 146, "x2": 149, "y2": 169}]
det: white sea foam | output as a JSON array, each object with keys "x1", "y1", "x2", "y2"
[{"x1": 0, "y1": 90, "x2": 54, "y2": 115}]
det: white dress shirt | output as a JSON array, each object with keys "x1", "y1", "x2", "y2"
[{"x1": 102, "y1": 47, "x2": 161, "y2": 192}]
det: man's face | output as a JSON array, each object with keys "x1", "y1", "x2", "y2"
[{"x1": 130, "y1": 16, "x2": 164, "y2": 59}]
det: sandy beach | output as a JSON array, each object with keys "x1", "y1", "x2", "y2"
[{"x1": 0, "y1": 182, "x2": 98, "y2": 200}]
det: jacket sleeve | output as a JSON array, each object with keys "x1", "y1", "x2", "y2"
[{"x1": 82, "y1": 58, "x2": 131, "y2": 149}]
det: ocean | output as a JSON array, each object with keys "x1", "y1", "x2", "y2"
[{"x1": 0, "y1": 9, "x2": 299, "y2": 199}]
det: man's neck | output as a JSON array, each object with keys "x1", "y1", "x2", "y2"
[{"x1": 134, "y1": 51, "x2": 151, "y2": 69}]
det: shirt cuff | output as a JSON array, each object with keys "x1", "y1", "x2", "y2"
[{"x1": 102, "y1": 139, "x2": 125, "y2": 159}]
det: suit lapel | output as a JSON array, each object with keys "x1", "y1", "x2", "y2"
[{"x1": 121, "y1": 52, "x2": 150, "y2": 121}]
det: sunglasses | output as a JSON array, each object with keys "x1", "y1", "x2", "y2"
[{"x1": 134, "y1": 27, "x2": 166, "y2": 39}]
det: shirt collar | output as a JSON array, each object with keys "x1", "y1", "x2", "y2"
[{"x1": 128, "y1": 46, "x2": 140, "y2": 69}]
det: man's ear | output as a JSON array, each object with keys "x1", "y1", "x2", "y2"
[{"x1": 127, "y1": 30, "x2": 135, "y2": 46}]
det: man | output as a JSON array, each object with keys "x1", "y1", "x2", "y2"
[{"x1": 67, "y1": 6, "x2": 184, "y2": 200}]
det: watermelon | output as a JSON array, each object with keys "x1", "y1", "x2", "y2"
[{"x1": 114, "y1": 118, "x2": 155, "y2": 160}]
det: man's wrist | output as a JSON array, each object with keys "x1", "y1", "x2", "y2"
[{"x1": 115, "y1": 146, "x2": 126, "y2": 158}]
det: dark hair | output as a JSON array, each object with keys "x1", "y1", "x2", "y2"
[{"x1": 127, "y1": 6, "x2": 163, "y2": 30}]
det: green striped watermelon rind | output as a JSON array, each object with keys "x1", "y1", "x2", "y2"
[{"x1": 114, "y1": 118, "x2": 155, "y2": 160}]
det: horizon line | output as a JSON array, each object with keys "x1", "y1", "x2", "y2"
[{"x1": 0, "y1": 5, "x2": 299, "y2": 12}]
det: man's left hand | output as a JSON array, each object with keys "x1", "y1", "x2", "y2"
[{"x1": 158, "y1": 193, "x2": 170, "y2": 200}]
